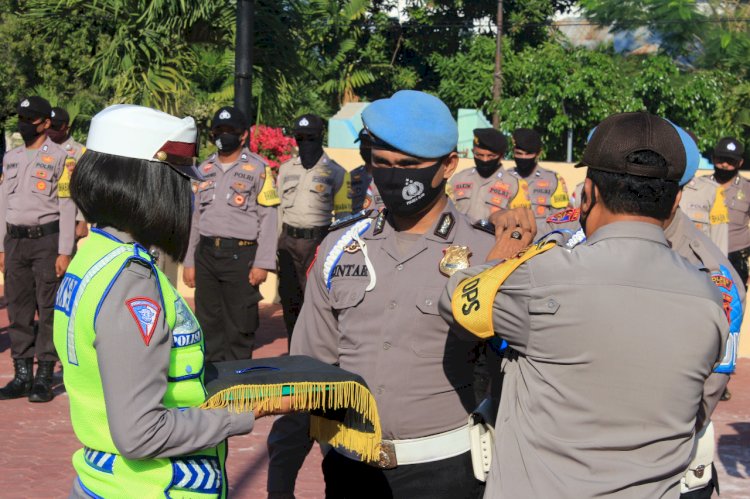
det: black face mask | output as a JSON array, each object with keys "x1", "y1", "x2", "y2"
[
  {"x1": 714, "y1": 167, "x2": 739, "y2": 184},
  {"x1": 297, "y1": 137, "x2": 324, "y2": 168},
  {"x1": 18, "y1": 120, "x2": 43, "y2": 144},
  {"x1": 474, "y1": 158, "x2": 501, "y2": 178},
  {"x1": 372, "y1": 158, "x2": 445, "y2": 217},
  {"x1": 46, "y1": 128, "x2": 68, "y2": 144},
  {"x1": 514, "y1": 157, "x2": 536, "y2": 177},
  {"x1": 214, "y1": 132, "x2": 242, "y2": 154},
  {"x1": 580, "y1": 185, "x2": 596, "y2": 235}
]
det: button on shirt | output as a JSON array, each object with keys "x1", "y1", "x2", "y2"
[
  {"x1": 276, "y1": 153, "x2": 351, "y2": 228},
  {"x1": 680, "y1": 175, "x2": 729, "y2": 254},
  {"x1": 717, "y1": 174, "x2": 750, "y2": 252},
  {"x1": 441, "y1": 222, "x2": 728, "y2": 498},
  {"x1": 0, "y1": 137, "x2": 77, "y2": 254},
  {"x1": 292, "y1": 201, "x2": 495, "y2": 439},
  {"x1": 510, "y1": 166, "x2": 569, "y2": 220},
  {"x1": 448, "y1": 166, "x2": 530, "y2": 222},
  {"x1": 184, "y1": 149, "x2": 278, "y2": 269}
]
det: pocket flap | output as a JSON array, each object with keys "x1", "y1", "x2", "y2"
[
  {"x1": 529, "y1": 296, "x2": 560, "y2": 314},
  {"x1": 416, "y1": 287, "x2": 442, "y2": 315}
]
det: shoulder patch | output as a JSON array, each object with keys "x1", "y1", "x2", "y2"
[
  {"x1": 126, "y1": 297, "x2": 161, "y2": 346},
  {"x1": 472, "y1": 219, "x2": 495, "y2": 235},
  {"x1": 329, "y1": 209, "x2": 374, "y2": 232},
  {"x1": 546, "y1": 207, "x2": 580, "y2": 224}
]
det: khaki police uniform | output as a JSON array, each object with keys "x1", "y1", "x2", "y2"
[
  {"x1": 350, "y1": 165, "x2": 384, "y2": 213},
  {"x1": 447, "y1": 166, "x2": 530, "y2": 222},
  {"x1": 268, "y1": 202, "x2": 495, "y2": 497},
  {"x1": 717, "y1": 174, "x2": 750, "y2": 284},
  {"x1": 184, "y1": 148, "x2": 279, "y2": 361},
  {"x1": 0, "y1": 136, "x2": 76, "y2": 362},
  {"x1": 276, "y1": 152, "x2": 351, "y2": 339},
  {"x1": 510, "y1": 166, "x2": 569, "y2": 220},
  {"x1": 680, "y1": 175, "x2": 729, "y2": 255},
  {"x1": 57, "y1": 136, "x2": 87, "y2": 227},
  {"x1": 441, "y1": 221, "x2": 728, "y2": 498}
]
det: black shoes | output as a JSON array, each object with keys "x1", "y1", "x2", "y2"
[
  {"x1": 0, "y1": 358, "x2": 34, "y2": 399},
  {"x1": 28, "y1": 361, "x2": 56, "y2": 403},
  {"x1": 720, "y1": 388, "x2": 732, "y2": 402}
]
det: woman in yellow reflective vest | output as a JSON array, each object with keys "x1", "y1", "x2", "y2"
[{"x1": 53, "y1": 104, "x2": 291, "y2": 498}]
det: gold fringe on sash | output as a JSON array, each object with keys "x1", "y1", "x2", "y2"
[{"x1": 200, "y1": 381, "x2": 383, "y2": 462}]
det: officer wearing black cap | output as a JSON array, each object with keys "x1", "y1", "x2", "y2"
[
  {"x1": 275, "y1": 114, "x2": 351, "y2": 342},
  {"x1": 711, "y1": 137, "x2": 750, "y2": 285},
  {"x1": 448, "y1": 128, "x2": 530, "y2": 222},
  {"x1": 442, "y1": 112, "x2": 728, "y2": 498},
  {"x1": 48, "y1": 106, "x2": 89, "y2": 240},
  {"x1": 0, "y1": 96, "x2": 76, "y2": 402},
  {"x1": 511, "y1": 127, "x2": 570, "y2": 220},
  {"x1": 350, "y1": 128, "x2": 384, "y2": 212},
  {"x1": 181, "y1": 106, "x2": 279, "y2": 362}
]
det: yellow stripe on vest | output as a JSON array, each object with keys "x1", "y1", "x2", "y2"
[{"x1": 451, "y1": 241, "x2": 556, "y2": 339}]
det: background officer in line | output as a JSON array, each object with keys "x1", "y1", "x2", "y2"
[
  {"x1": 511, "y1": 128, "x2": 570, "y2": 220},
  {"x1": 350, "y1": 128, "x2": 384, "y2": 213},
  {"x1": 711, "y1": 137, "x2": 750, "y2": 285},
  {"x1": 47, "y1": 106, "x2": 89, "y2": 241},
  {"x1": 182, "y1": 106, "x2": 279, "y2": 362},
  {"x1": 448, "y1": 127, "x2": 530, "y2": 222},
  {"x1": 0, "y1": 96, "x2": 76, "y2": 403},
  {"x1": 267, "y1": 90, "x2": 495, "y2": 499},
  {"x1": 441, "y1": 112, "x2": 728, "y2": 498},
  {"x1": 275, "y1": 114, "x2": 351, "y2": 343}
]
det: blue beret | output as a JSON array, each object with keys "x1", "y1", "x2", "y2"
[
  {"x1": 668, "y1": 121, "x2": 700, "y2": 186},
  {"x1": 362, "y1": 90, "x2": 457, "y2": 158}
]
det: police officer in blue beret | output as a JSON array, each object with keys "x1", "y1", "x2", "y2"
[{"x1": 267, "y1": 90, "x2": 496, "y2": 498}]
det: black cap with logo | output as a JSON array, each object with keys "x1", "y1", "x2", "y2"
[
  {"x1": 713, "y1": 137, "x2": 744, "y2": 162},
  {"x1": 512, "y1": 128, "x2": 543, "y2": 154},
  {"x1": 473, "y1": 128, "x2": 508, "y2": 155},
  {"x1": 17, "y1": 96, "x2": 52, "y2": 120},
  {"x1": 50, "y1": 107, "x2": 70, "y2": 127},
  {"x1": 292, "y1": 114, "x2": 325, "y2": 135},
  {"x1": 211, "y1": 106, "x2": 247, "y2": 132}
]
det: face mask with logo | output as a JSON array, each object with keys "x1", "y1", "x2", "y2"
[
  {"x1": 298, "y1": 137, "x2": 324, "y2": 168},
  {"x1": 372, "y1": 158, "x2": 445, "y2": 217},
  {"x1": 46, "y1": 127, "x2": 68, "y2": 144},
  {"x1": 214, "y1": 132, "x2": 242, "y2": 154},
  {"x1": 18, "y1": 120, "x2": 43, "y2": 144},
  {"x1": 714, "y1": 167, "x2": 738, "y2": 184},
  {"x1": 514, "y1": 157, "x2": 536, "y2": 177},
  {"x1": 474, "y1": 157, "x2": 501, "y2": 178}
]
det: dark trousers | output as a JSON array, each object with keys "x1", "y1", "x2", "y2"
[
  {"x1": 321, "y1": 449, "x2": 484, "y2": 499},
  {"x1": 4, "y1": 233, "x2": 60, "y2": 362},
  {"x1": 728, "y1": 247, "x2": 750, "y2": 287},
  {"x1": 194, "y1": 241, "x2": 261, "y2": 362},
  {"x1": 277, "y1": 232, "x2": 324, "y2": 342}
]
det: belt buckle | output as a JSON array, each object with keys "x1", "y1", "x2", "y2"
[
  {"x1": 214, "y1": 238, "x2": 221, "y2": 248},
  {"x1": 374, "y1": 440, "x2": 398, "y2": 469},
  {"x1": 29, "y1": 226, "x2": 42, "y2": 239}
]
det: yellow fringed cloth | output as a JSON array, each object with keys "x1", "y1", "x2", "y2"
[{"x1": 201, "y1": 355, "x2": 383, "y2": 463}]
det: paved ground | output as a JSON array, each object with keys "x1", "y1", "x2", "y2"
[{"x1": 0, "y1": 301, "x2": 748, "y2": 498}]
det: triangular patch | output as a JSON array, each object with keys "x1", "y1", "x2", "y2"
[{"x1": 126, "y1": 297, "x2": 161, "y2": 346}]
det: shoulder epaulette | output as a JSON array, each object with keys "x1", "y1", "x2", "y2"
[
  {"x1": 329, "y1": 209, "x2": 374, "y2": 232},
  {"x1": 472, "y1": 219, "x2": 495, "y2": 235}
]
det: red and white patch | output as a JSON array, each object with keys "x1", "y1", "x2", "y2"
[{"x1": 126, "y1": 297, "x2": 161, "y2": 346}]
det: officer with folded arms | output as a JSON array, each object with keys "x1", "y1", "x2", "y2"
[
  {"x1": 267, "y1": 90, "x2": 495, "y2": 498},
  {"x1": 182, "y1": 106, "x2": 279, "y2": 362},
  {"x1": 275, "y1": 114, "x2": 351, "y2": 343},
  {"x1": 0, "y1": 96, "x2": 76, "y2": 403}
]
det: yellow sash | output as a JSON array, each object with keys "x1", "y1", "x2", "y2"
[{"x1": 451, "y1": 241, "x2": 556, "y2": 339}]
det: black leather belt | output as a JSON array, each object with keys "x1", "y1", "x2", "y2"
[
  {"x1": 283, "y1": 223, "x2": 329, "y2": 240},
  {"x1": 200, "y1": 235, "x2": 256, "y2": 249},
  {"x1": 7, "y1": 220, "x2": 60, "y2": 239}
]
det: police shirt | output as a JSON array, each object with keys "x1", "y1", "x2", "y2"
[
  {"x1": 184, "y1": 148, "x2": 279, "y2": 269},
  {"x1": 0, "y1": 136, "x2": 77, "y2": 254},
  {"x1": 58, "y1": 136, "x2": 86, "y2": 223},
  {"x1": 350, "y1": 165, "x2": 384, "y2": 213},
  {"x1": 441, "y1": 221, "x2": 728, "y2": 498},
  {"x1": 276, "y1": 152, "x2": 351, "y2": 228},
  {"x1": 447, "y1": 166, "x2": 530, "y2": 222},
  {"x1": 510, "y1": 166, "x2": 569, "y2": 220},
  {"x1": 680, "y1": 175, "x2": 729, "y2": 255},
  {"x1": 716, "y1": 174, "x2": 750, "y2": 253}
]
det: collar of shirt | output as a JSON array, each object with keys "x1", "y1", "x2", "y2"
[
  {"x1": 586, "y1": 220, "x2": 669, "y2": 248},
  {"x1": 363, "y1": 199, "x2": 459, "y2": 245}
]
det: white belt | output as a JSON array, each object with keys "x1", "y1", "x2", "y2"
[{"x1": 336, "y1": 424, "x2": 471, "y2": 467}]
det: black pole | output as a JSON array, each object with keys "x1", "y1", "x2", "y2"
[{"x1": 235, "y1": 0, "x2": 254, "y2": 125}]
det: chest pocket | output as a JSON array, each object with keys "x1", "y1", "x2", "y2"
[
  {"x1": 688, "y1": 209, "x2": 710, "y2": 225},
  {"x1": 411, "y1": 286, "x2": 445, "y2": 358},
  {"x1": 452, "y1": 183, "x2": 473, "y2": 201},
  {"x1": 227, "y1": 180, "x2": 253, "y2": 211},
  {"x1": 729, "y1": 195, "x2": 750, "y2": 214},
  {"x1": 31, "y1": 166, "x2": 55, "y2": 197},
  {"x1": 329, "y1": 283, "x2": 366, "y2": 351},
  {"x1": 197, "y1": 181, "x2": 215, "y2": 207},
  {"x1": 3, "y1": 166, "x2": 19, "y2": 194},
  {"x1": 281, "y1": 176, "x2": 299, "y2": 203}
]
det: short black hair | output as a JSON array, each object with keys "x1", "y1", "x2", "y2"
[
  {"x1": 586, "y1": 150, "x2": 680, "y2": 221},
  {"x1": 71, "y1": 151, "x2": 192, "y2": 261}
]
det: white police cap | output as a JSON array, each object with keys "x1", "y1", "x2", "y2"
[{"x1": 86, "y1": 104, "x2": 203, "y2": 180}]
